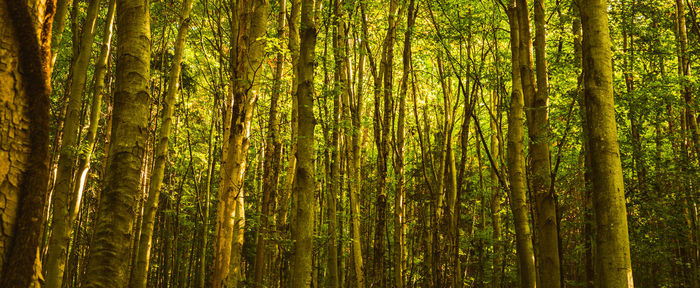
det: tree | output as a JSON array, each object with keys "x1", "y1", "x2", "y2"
[
  {"x1": 82, "y1": 0, "x2": 151, "y2": 283},
  {"x1": 0, "y1": 0, "x2": 54, "y2": 285},
  {"x1": 211, "y1": 0, "x2": 268, "y2": 286},
  {"x1": 580, "y1": 0, "x2": 634, "y2": 286},
  {"x1": 44, "y1": 0, "x2": 101, "y2": 285},
  {"x1": 289, "y1": 0, "x2": 317, "y2": 286},
  {"x1": 130, "y1": 0, "x2": 195, "y2": 286},
  {"x1": 505, "y1": 2, "x2": 537, "y2": 287}
]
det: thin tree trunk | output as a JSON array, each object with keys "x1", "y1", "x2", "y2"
[
  {"x1": 373, "y1": 1, "x2": 398, "y2": 286},
  {"x1": 326, "y1": 0, "x2": 346, "y2": 287},
  {"x1": 289, "y1": 0, "x2": 317, "y2": 285},
  {"x1": 395, "y1": 0, "x2": 415, "y2": 286},
  {"x1": 130, "y1": 0, "x2": 195, "y2": 286},
  {"x1": 45, "y1": 0, "x2": 101, "y2": 285},
  {"x1": 253, "y1": 0, "x2": 285, "y2": 285},
  {"x1": 212, "y1": 0, "x2": 268, "y2": 286},
  {"x1": 346, "y1": 7, "x2": 367, "y2": 286},
  {"x1": 676, "y1": 0, "x2": 700, "y2": 160},
  {"x1": 571, "y1": 3, "x2": 594, "y2": 287},
  {"x1": 506, "y1": 2, "x2": 537, "y2": 287}
]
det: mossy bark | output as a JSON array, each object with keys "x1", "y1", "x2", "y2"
[
  {"x1": 289, "y1": 0, "x2": 317, "y2": 286},
  {"x1": 82, "y1": 0, "x2": 151, "y2": 284},
  {"x1": 580, "y1": 0, "x2": 635, "y2": 286},
  {"x1": 506, "y1": 3, "x2": 537, "y2": 287}
]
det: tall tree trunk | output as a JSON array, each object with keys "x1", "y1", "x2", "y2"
[
  {"x1": 373, "y1": 1, "x2": 398, "y2": 286},
  {"x1": 346, "y1": 8, "x2": 367, "y2": 286},
  {"x1": 488, "y1": 89, "x2": 502, "y2": 288},
  {"x1": 572, "y1": 3, "x2": 594, "y2": 287},
  {"x1": 276, "y1": 0, "x2": 299, "y2": 284},
  {"x1": 289, "y1": 0, "x2": 317, "y2": 285},
  {"x1": 82, "y1": 0, "x2": 151, "y2": 283},
  {"x1": 45, "y1": 0, "x2": 101, "y2": 285},
  {"x1": 526, "y1": 0, "x2": 562, "y2": 285},
  {"x1": 580, "y1": 0, "x2": 635, "y2": 286},
  {"x1": 253, "y1": 0, "x2": 285, "y2": 285},
  {"x1": 0, "y1": 0, "x2": 54, "y2": 285},
  {"x1": 326, "y1": 0, "x2": 347, "y2": 287},
  {"x1": 212, "y1": 0, "x2": 268, "y2": 286},
  {"x1": 506, "y1": 2, "x2": 537, "y2": 287},
  {"x1": 675, "y1": 1, "x2": 700, "y2": 286},
  {"x1": 676, "y1": 0, "x2": 700, "y2": 159},
  {"x1": 196, "y1": 100, "x2": 216, "y2": 288},
  {"x1": 130, "y1": 0, "x2": 194, "y2": 286},
  {"x1": 395, "y1": 0, "x2": 415, "y2": 286}
]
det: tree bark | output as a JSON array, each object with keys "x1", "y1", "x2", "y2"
[
  {"x1": 212, "y1": 0, "x2": 268, "y2": 286},
  {"x1": 252, "y1": 0, "x2": 285, "y2": 285},
  {"x1": 506, "y1": 2, "x2": 537, "y2": 287},
  {"x1": 395, "y1": 0, "x2": 415, "y2": 286},
  {"x1": 130, "y1": 0, "x2": 194, "y2": 286},
  {"x1": 580, "y1": 0, "x2": 635, "y2": 286},
  {"x1": 82, "y1": 0, "x2": 151, "y2": 283},
  {"x1": 45, "y1": 0, "x2": 101, "y2": 285},
  {"x1": 290, "y1": 0, "x2": 317, "y2": 285},
  {"x1": 528, "y1": 0, "x2": 562, "y2": 285},
  {"x1": 0, "y1": 0, "x2": 54, "y2": 285}
]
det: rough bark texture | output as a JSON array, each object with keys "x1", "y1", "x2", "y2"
[
  {"x1": 580, "y1": 0, "x2": 635, "y2": 286},
  {"x1": 0, "y1": 0, "x2": 54, "y2": 285},
  {"x1": 82, "y1": 0, "x2": 151, "y2": 284},
  {"x1": 289, "y1": 0, "x2": 316, "y2": 285},
  {"x1": 130, "y1": 0, "x2": 194, "y2": 286},
  {"x1": 506, "y1": 3, "x2": 537, "y2": 287}
]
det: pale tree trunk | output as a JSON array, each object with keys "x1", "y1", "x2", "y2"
[
  {"x1": 130, "y1": 0, "x2": 194, "y2": 286},
  {"x1": 44, "y1": 0, "x2": 101, "y2": 285},
  {"x1": 252, "y1": 0, "x2": 285, "y2": 285},
  {"x1": 580, "y1": 0, "x2": 635, "y2": 286},
  {"x1": 72, "y1": 0, "x2": 115, "y2": 233},
  {"x1": 289, "y1": 0, "x2": 317, "y2": 285},
  {"x1": 506, "y1": 2, "x2": 537, "y2": 287},
  {"x1": 395, "y1": 0, "x2": 415, "y2": 286},
  {"x1": 212, "y1": 0, "x2": 268, "y2": 286},
  {"x1": 373, "y1": 1, "x2": 398, "y2": 286},
  {"x1": 345, "y1": 7, "x2": 367, "y2": 286},
  {"x1": 0, "y1": 0, "x2": 54, "y2": 285},
  {"x1": 50, "y1": 0, "x2": 69, "y2": 66},
  {"x1": 82, "y1": 0, "x2": 151, "y2": 283},
  {"x1": 276, "y1": 0, "x2": 299, "y2": 284}
]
